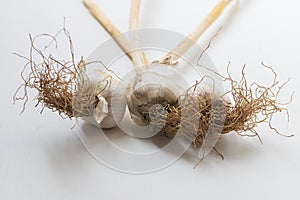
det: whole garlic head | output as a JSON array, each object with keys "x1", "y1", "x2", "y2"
[
  {"x1": 93, "y1": 74, "x2": 127, "y2": 129},
  {"x1": 73, "y1": 69, "x2": 126, "y2": 129},
  {"x1": 127, "y1": 83, "x2": 178, "y2": 126}
]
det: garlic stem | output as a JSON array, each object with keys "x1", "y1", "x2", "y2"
[
  {"x1": 160, "y1": 0, "x2": 239, "y2": 65},
  {"x1": 129, "y1": 0, "x2": 140, "y2": 31},
  {"x1": 82, "y1": 0, "x2": 133, "y2": 61},
  {"x1": 127, "y1": 1, "x2": 178, "y2": 126},
  {"x1": 129, "y1": 0, "x2": 149, "y2": 68}
]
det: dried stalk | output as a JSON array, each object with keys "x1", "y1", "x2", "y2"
[
  {"x1": 83, "y1": 0, "x2": 150, "y2": 69},
  {"x1": 159, "y1": 0, "x2": 239, "y2": 65},
  {"x1": 83, "y1": 0, "x2": 133, "y2": 61},
  {"x1": 129, "y1": 0, "x2": 141, "y2": 31},
  {"x1": 129, "y1": 0, "x2": 149, "y2": 68}
]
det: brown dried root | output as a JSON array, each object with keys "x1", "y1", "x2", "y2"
[
  {"x1": 150, "y1": 63, "x2": 293, "y2": 147},
  {"x1": 13, "y1": 26, "x2": 111, "y2": 119}
]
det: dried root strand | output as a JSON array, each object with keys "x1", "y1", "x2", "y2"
[
  {"x1": 13, "y1": 27, "x2": 109, "y2": 119},
  {"x1": 150, "y1": 63, "x2": 292, "y2": 147}
]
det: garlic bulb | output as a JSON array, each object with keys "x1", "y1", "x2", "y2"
[
  {"x1": 128, "y1": 83, "x2": 178, "y2": 126},
  {"x1": 125, "y1": 63, "x2": 188, "y2": 127},
  {"x1": 74, "y1": 69, "x2": 126, "y2": 129},
  {"x1": 94, "y1": 76, "x2": 126, "y2": 128}
]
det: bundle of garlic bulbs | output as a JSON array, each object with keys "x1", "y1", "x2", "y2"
[{"x1": 14, "y1": 0, "x2": 292, "y2": 160}]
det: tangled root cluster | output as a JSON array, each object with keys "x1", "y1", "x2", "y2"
[
  {"x1": 150, "y1": 64, "x2": 293, "y2": 146},
  {"x1": 13, "y1": 27, "x2": 105, "y2": 119}
]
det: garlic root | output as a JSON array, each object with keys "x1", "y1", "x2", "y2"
[{"x1": 14, "y1": 27, "x2": 125, "y2": 129}]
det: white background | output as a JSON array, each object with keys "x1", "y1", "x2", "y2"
[{"x1": 1, "y1": 0, "x2": 300, "y2": 199}]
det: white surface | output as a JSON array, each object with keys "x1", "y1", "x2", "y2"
[{"x1": 1, "y1": 0, "x2": 300, "y2": 199}]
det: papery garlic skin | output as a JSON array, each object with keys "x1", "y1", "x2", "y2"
[{"x1": 93, "y1": 96, "x2": 108, "y2": 124}]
